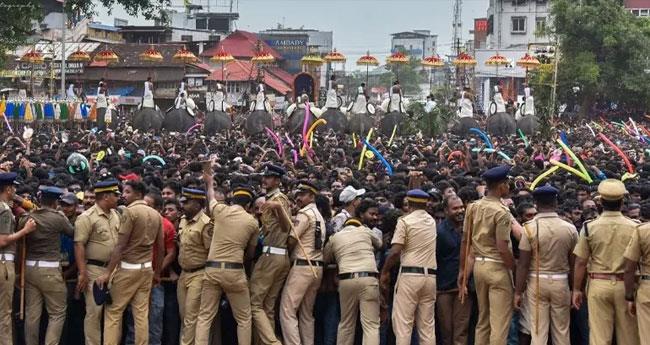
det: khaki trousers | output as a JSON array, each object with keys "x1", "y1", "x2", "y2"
[
  {"x1": 337, "y1": 276, "x2": 380, "y2": 345},
  {"x1": 436, "y1": 290, "x2": 471, "y2": 345},
  {"x1": 586, "y1": 279, "x2": 639, "y2": 345},
  {"x1": 525, "y1": 276, "x2": 570, "y2": 345},
  {"x1": 636, "y1": 281, "x2": 650, "y2": 343},
  {"x1": 24, "y1": 265, "x2": 67, "y2": 345},
  {"x1": 83, "y1": 264, "x2": 108, "y2": 345},
  {"x1": 473, "y1": 260, "x2": 513, "y2": 345},
  {"x1": 280, "y1": 265, "x2": 323, "y2": 345},
  {"x1": 195, "y1": 267, "x2": 252, "y2": 345},
  {"x1": 249, "y1": 254, "x2": 290, "y2": 345},
  {"x1": 392, "y1": 274, "x2": 436, "y2": 345},
  {"x1": 178, "y1": 269, "x2": 206, "y2": 345},
  {"x1": 0, "y1": 261, "x2": 15, "y2": 345},
  {"x1": 103, "y1": 267, "x2": 154, "y2": 345}
]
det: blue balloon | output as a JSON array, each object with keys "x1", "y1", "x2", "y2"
[
  {"x1": 361, "y1": 139, "x2": 393, "y2": 176},
  {"x1": 469, "y1": 128, "x2": 493, "y2": 149}
]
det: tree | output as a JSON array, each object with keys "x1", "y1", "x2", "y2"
[
  {"x1": 0, "y1": 0, "x2": 170, "y2": 66},
  {"x1": 550, "y1": 0, "x2": 650, "y2": 115},
  {"x1": 380, "y1": 56, "x2": 425, "y2": 96}
]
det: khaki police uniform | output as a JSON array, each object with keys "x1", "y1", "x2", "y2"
[
  {"x1": 324, "y1": 220, "x2": 382, "y2": 345},
  {"x1": 624, "y1": 223, "x2": 650, "y2": 341},
  {"x1": 0, "y1": 201, "x2": 16, "y2": 345},
  {"x1": 464, "y1": 196, "x2": 514, "y2": 344},
  {"x1": 74, "y1": 204, "x2": 120, "y2": 345},
  {"x1": 104, "y1": 200, "x2": 163, "y2": 345},
  {"x1": 391, "y1": 209, "x2": 437, "y2": 345},
  {"x1": 280, "y1": 202, "x2": 326, "y2": 345},
  {"x1": 519, "y1": 212, "x2": 577, "y2": 345},
  {"x1": 573, "y1": 211, "x2": 639, "y2": 345},
  {"x1": 250, "y1": 188, "x2": 291, "y2": 345},
  {"x1": 194, "y1": 200, "x2": 258, "y2": 345},
  {"x1": 22, "y1": 207, "x2": 75, "y2": 345},
  {"x1": 177, "y1": 210, "x2": 213, "y2": 345}
]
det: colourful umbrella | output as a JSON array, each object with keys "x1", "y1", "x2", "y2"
[
  {"x1": 251, "y1": 48, "x2": 276, "y2": 65},
  {"x1": 21, "y1": 50, "x2": 44, "y2": 64},
  {"x1": 386, "y1": 51, "x2": 409, "y2": 64},
  {"x1": 210, "y1": 46, "x2": 235, "y2": 84},
  {"x1": 94, "y1": 48, "x2": 119, "y2": 63},
  {"x1": 421, "y1": 55, "x2": 445, "y2": 68},
  {"x1": 68, "y1": 49, "x2": 91, "y2": 62},
  {"x1": 300, "y1": 53, "x2": 324, "y2": 66},
  {"x1": 139, "y1": 46, "x2": 164, "y2": 62},
  {"x1": 452, "y1": 52, "x2": 477, "y2": 66},
  {"x1": 516, "y1": 53, "x2": 541, "y2": 69},
  {"x1": 485, "y1": 53, "x2": 509, "y2": 66},
  {"x1": 357, "y1": 51, "x2": 379, "y2": 84},
  {"x1": 324, "y1": 49, "x2": 346, "y2": 63},
  {"x1": 172, "y1": 46, "x2": 198, "y2": 63}
]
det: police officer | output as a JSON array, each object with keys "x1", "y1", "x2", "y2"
[
  {"x1": 250, "y1": 164, "x2": 293, "y2": 345},
  {"x1": 177, "y1": 187, "x2": 213, "y2": 345},
  {"x1": 457, "y1": 165, "x2": 514, "y2": 344},
  {"x1": 95, "y1": 180, "x2": 164, "y2": 345},
  {"x1": 380, "y1": 189, "x2": 437, "y2": 345},
  {"x1": 0, "y1": 173, "x2": 36, "y2": 345},
  {"x1": 514, "y1": 185, "x2": 577, "y2": 345},
  {"x1": 22, "y1": 185, "x2": 75, "y2": 345},
  {"x1": 572, "y1": 179, "x2": 639, "y2": 345},
  {"x1": 280, "y1": 181, "x2": 326, "y2": 345},
  {"x1": 324, "y1": 200, "x2": 382, "y2": 345},
  {"x1": 74, "y1": 180, "x2": 121, "y2": 345},
  {"x1": 195, "y1": 169, "x2": 259, "y2": 345},
  {"x1": 624, "y1": 201, "x2": 650, "y2": 341}
]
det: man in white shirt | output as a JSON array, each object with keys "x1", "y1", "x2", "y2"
[{"x1": 331, "y1": 186, "x2": 366, "y2": 233}]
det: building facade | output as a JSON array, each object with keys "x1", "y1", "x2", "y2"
[
  {"x1": 625, "y1": 0, "x2": 650, "y2": 16},
  {"x1": 390, "y1": 30, "x2": 437, "y2": 59},
  {"x1": 258, "y1": 27, "x2": 333, "y2": 74}
]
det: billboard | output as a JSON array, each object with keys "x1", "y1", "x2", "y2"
[{"x1": 260, "y1": 34, "x2": 309, "y2": 60}]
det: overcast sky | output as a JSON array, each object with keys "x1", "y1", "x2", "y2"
[{"x1": 98, "y1": 0, "x2": 488, "y2": 70}]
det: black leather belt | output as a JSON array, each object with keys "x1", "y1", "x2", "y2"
[
  {"x1": 293, "y1": 259, "x2": 324, "y2": 267},
  {"x1": 641, "y1": 275, "x2": 650, "y2": 281},
  {"x1": 87, "y1": 259, "x2": 108, "y2": 267},
  {"x1": 206, "y1": 261, "x2": 244, "y2": 269},
  {"x1": 338, "y1": 272, "x2": 378, "y2": 280},
  {"x1": 182, "y1": 265, "x2": 206, "y2": 273},
  {"x1": 401, "y1": 266, "x2": 437, "y2": 275}
]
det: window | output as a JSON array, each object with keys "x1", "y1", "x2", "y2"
[
  {"x1": 512, "y1": 0, "x2": 526, "y2": 5},
  {"x1": 512, "y1": 17, "x2": 526, "y2": 34},
  {"x1": 535, "y1": 17, "x2": 546, "y2": 36},
  {"x1": 181, "y1": 35, "x2": 193, "y2": 42},
  {"x1": 632, "y1": 9, "x2": 640, "y2": 16},
  {"x1": 641, "y1": 9, "x2": 649, "y2": 17},
  {"x1": 195, "y1": 18, "x2": 207, "y2": 30}
]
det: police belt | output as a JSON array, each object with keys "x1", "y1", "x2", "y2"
[
  {"x1": 640, "y1": 275, "x2": 650, "y2": 281},
  {"x1": 182, "y1": 265, "x2": 206, "y2": 273},
  {"x1": 206, "y1": 261, "x2": 244, "y2": 269},
  {"x1": 589, "y1": 273, "x2": 624, "y2": 281},
  {"x1": 293, "y1": 259, "x2": 324, "y2": 267},
  {"x1": 262, "y1": 246, "x2": 287, "y2": 255},
  {"x1": 400, "y1": 266, "x2": 437, "y2": 275},
  {"x1": 338, "y1": 272, "x2": 378, "y2": 280},
  {"x1": 0, "y1": 253, "x2": 15, "y2": 262},
  {"x1": 26, "y1": 260, "x2": 60, "y2": 268},
  {"x1": 87, "y1": 259, "x2": 108, "y2": 267}
]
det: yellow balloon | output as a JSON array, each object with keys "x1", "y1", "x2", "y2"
[
  {"x1": 365, "y1": 150, "x2": 374, "y2": 159},
  {"x1": 96, "y1": 150, "x2": 106, "y2": 161}
]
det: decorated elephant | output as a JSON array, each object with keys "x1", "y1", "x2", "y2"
[
  {"x1": 451, "y1": 117, "x2": 480, "y2": 136},
  {"x1": 516, "y1": 115, "x2": 539, "y2": 135},
  {"x1": 163, "y1": 108, "x2": 196, "y2": 132},
  {"x1": 486, "y1": 86, "x2": 516, "y2": 137},
  {"x1": 244, "y1": 84, "x2": 274, "y2": 135},
  {"x1": 204, "y1": 111, "x2": 232, "y2": 134},
  {"x1": 132, "y1": 107, "x2": 164, "y2": 132},
  {"x1": 348, "y1": 114, "x2": 374, "y2": 136},
  {"x1": 320, "y1": 108, "x2": 347, "y2": 133},
  {"x1": 346, "y1": 84, "x2": 376, "y2": 134},
  {"x1": 515, "y1": 87, "x2": 539, "y2": 135},
  {"x1": 451, "y1": 89, "x2": 479, "y2": 135},
  {"x1": 379, "y1": 84, "x2": 407, "y2": 137},
  {"x1": 286, "y1": 94, "x2": 321, "y2": 135}
]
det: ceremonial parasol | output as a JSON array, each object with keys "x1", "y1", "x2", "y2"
[
  {"x1": 324, "y1": 49, "x2": 346, "y2": 63},
  {"x1": 485, "y1": 53, "x2": 509, "y2": 79},
  {"x1": 139, "y1": 45, "x2": 164, "y2": 62},
  {"x1": 357, "y1": 51, "x2": 379, "y2": 85},
  {"x1": 421, "y1": 55, "x2": 445, "y2": 90},
  {"x1": 68, "y1": 49, "x2": 91, "y2": 62},
  {"x1": 210, "y1": 46, "x2": 235, "y2": 90},
  {"x1": 386, "y1": 51, "x2": 409, "y2": 80},
  {"x1": 516, "y1": 53, "x2": 541, "y2": 82},
  {"x1": 21, "y1": 49, "x2": 44, "y2": 96},
  {"x1": 172, "y1": 46, "x2": 198, "y2": 63},
  {"x1": 251, "y1": 48, "x2": 276, "y2": 65},
  {"x1": 453, "y1": 52, "x2": 476, "y2": 87},
  {"x1": 300, "y1": 53, "x2": 324, "y2": 67},
  {"x1": 94, "y1": 47, "x2": 119, "y2": 63}
]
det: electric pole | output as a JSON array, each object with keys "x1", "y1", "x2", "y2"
[{"x1": 452, "y1": 0, "x2": 462, "y2": 88}]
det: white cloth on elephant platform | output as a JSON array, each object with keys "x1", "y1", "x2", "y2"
[
  {"x1": 459, "y1": 95, "x2": 473, "y2": 118},
  {"x1": 286, "y1": 103, "x2": 296, "y2": 116},
  {"x1": 324, "y1": 89, "x2": 340, "y2": 109},
  {"x1": 67, "y1": 85, "x2": 76, "y2": 101},
  {"x1": 252, "y1": 91, "x2": 271, "y2": 112},
  {"x1": 494, "y1": 91, "x2": 506, "y2": 113},
  {"x1": 524, "y1": 88, "x2": 535, "y2": 116},
  {"x1": 96, "y1": 94, "x2": 108, "y2": 109},
  {"x1": 144, "y1": 81, "x2": 154, "y2": 98},
  {"x1": 54, "y1": 103, "x2": 61, "y2": 120},
  {"x1": 214, "y1": 92, "x2": 230, "y2": 112},
  {"x1": 349, "y1": 95, "x2": 369, "y2": 115}
]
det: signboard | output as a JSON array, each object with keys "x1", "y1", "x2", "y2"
[
  {"x1": 15, "y1": 61, "x2": 84, "y2": 75},
  {"x1": 261, "y1": 34, "x2": 308, "y2": 60},
  {"x1": 475, "y1": 18, "x2": 488, "y2": 33}
]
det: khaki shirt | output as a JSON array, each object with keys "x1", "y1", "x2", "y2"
[
  {"x1": 573, "y1": 211, "x2": 638, "y2": 274},
  {"x1": 324, "y1": 224, "x2": 382, "y2": 274},
  {"x1": 0, "y1": 201, "x2": 16, "y2": 254},
  {"x1": 208, "y1": 203, "x2": 258, "y2": 263},
  {"x1": 74, "y1": 204, "x2": 120, "y2": 263},
  {"x1": 519, "y1": 212, "x2": 578, "y2": 274},
  {"x1": 392, "y1": 209, "x2": 437, "y2": 268},
  {"x1": 260, "y1": 189, "x2": 291, "y2": 248},
  {"x1": 22, "y1": 207, "x2": 74, "y2": 261},
  {"x1": 463, "y1": 196, "x2": 512, "y2": 260},
  {"x1": 177, "y1": 210, "x2": 212, "y2": 270},
  {"x1": 119, "y1": 200, "x2": 163, "y2": 264},
  {"x1": 291, "y1": 203, "x2": 326, "y2": 261},
  {"x1": 624, "y1": 223, "x2": 650, "y2": 275}
]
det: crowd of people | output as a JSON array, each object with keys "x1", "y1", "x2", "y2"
[{"x1": 0, "y1": 112, "x2": 649, "y2": 345}]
